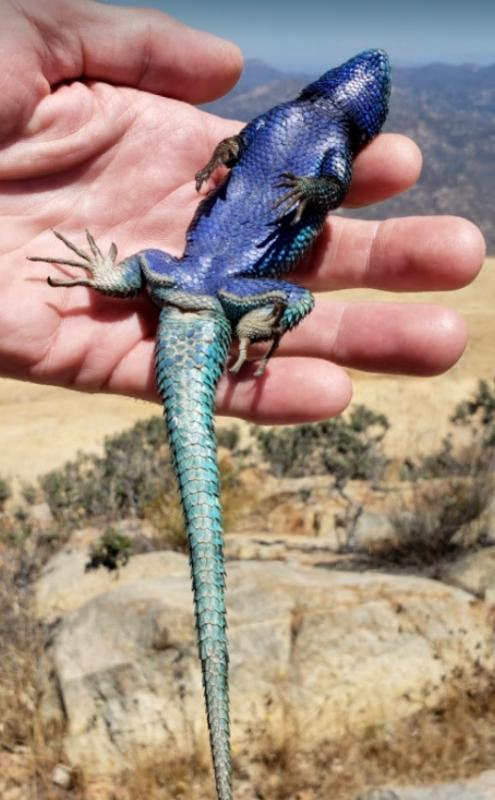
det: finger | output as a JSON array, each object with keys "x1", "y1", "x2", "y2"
[
  {"x1": 344, "y1": 133, "x2": 422, "y2": 207},
  {"x1": 104, "y1": 342, "x2": 353, "y2": 425},
  {"x1": 27, "y1": 295, "x2": 464, "y2": 425},
  {"x1": 275, "y1": 300, "x2": 468, "y2": 376},
  {"x1": 299, "y1": 216, "x2": 486, "y2": 292},
  {"x1": 98, "y1": 301, "x2": 466, "y2": 424},
  {"x1": 217, "y1": 358, "x2": 352, "y2": 423},
  {"x1": 67, "y1": 2, "x2": 243, "y2": 104}
]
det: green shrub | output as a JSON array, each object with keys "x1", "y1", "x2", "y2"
[
  {"x1": 254, "y1": 405, "x2": 389, "y2": 485},
  {"x1": 40, "y1": 417, "x2": 248, "y2": 543},
  {"x1": 453, "y1": 378, "x2": 495, "y2": 448},
  {"x1": 144, "y1": 453, "x2": 254, "y2": 553},
  {"x1": 21, "y1": 483, "x2": 38, "y2": 505},
  {"x1": 86, "y1": 528, "x2": 132, "y2": 572},
  {"x1": 400, "y1": 435, "x2": 470, "y2": 480},
  {"x1": 217, "y1": 425, "x2": 241, "y2": 451},
  {"x1": 41, "y1": 417, "x2": 176, "y2": 527},
  {"x1": 403, "y1": 379, "x2": 495, "y2": 480}
]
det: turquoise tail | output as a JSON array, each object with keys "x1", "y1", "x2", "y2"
[{"x1": 155, "y1": 306, "x2": 233, "y2": 800}]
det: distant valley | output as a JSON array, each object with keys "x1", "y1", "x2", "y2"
[{"x1": 205, "y1": 59, "x2": 495, "y2": 252}]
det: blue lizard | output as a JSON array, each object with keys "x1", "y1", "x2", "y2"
[{"x1": 29, "y1": 49, "x2": 390, "y2": 800}]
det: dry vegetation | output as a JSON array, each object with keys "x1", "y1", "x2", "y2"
[
  {"x1": 0, "y1": 543, "x2": 80, "y2": 800},
  {"x1": 75, "y1": 683, "x2": 495, "y2": 797},
  {"x1": 252, "y1": 685, "x2": 495, "y2": 800}
]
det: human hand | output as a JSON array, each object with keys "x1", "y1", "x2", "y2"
[{"x1": 0, "y1": 1, "x2": 485, "y2": 423}]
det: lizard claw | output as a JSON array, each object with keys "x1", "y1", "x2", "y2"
[
  {"x1": 27, "y1": 230, "x2": 119, "y2": 289},
  {"x1": 195, "y1": 166, "x2": 210, "y2": 193},
  {"x1": 272, "y1": 172, "x2": 311, "y2": 224}
]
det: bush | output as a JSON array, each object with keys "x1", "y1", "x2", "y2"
[
  {"x1": 375, "y1": 475, "x2": 492, "y2": 569},
  {"x1": 40, "y1": 417, "x2": 247, "y2": 543},
  {"x1": 217, "y1": 425, "x2": 241, "y2": 451},
  {"x1": 400, "y1": 435, "x2": 471, "y2": 480},
  {"x1": 254, "y1": 405, "x2": 389, "y2": 485},
  {"x1": 41, "y1": 417, "x2": 176, "y2": 527},
  {"x1": 144, "y1": 453, "x2": 254, "y2": 553},
  {"x1": 403, "y1": 379, "x2": 495, "y2": 480},
  {"x1": 452, "y1": 378, "x2": 495, "y2": 450},
  {"x1": 86, "y1": 528, "x2": 132, "y2": 571}
]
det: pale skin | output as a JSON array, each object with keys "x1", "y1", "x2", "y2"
[{"x1": 0, "y1": 0, "x2": 486, "y2": 424}]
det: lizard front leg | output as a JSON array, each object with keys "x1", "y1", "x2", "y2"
[
  {"x1": 195, "y1": 133, "x2": 245, "y2": 191},
  {"x1": 28, "y1": 229, "x2": 144, "y2": 297},
  {"x1": 273, "y1": 172, "x2": 347, "y2": 224},
  {"x1": 273, "y1": 142, "x2": 353, "y2": 224}
]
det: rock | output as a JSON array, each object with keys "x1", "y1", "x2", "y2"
[
  {"x1": 358, "y1": 769, "x2": 495, "y2": 799},
  {"x1": 479, "y1": 494, "x2": 495, "y2": 544},
  {"x1": 37, "y1": 561, "x2": 495, "y2": 778},
  {"x1": 352, "y1": 510, "x2": 397, "y2": 549},
  {"x1": 439, "y1": 546, "x2": 495, "y2": 597},
  {"x1": 35, "y1": 546, "x2": 189, "y2": 623},
  {"x1": 233, "y1": 475, "x2": 410, "y2": 553},
  {"x1": 51, "y1": 763, "x2": 73, "y2": 789},
  {"x1": 3, "y1": 789, "x2": 25, "y2": 800},
  {"x1": 225, "y1": 532, "x2": 354, "y2": 566}
]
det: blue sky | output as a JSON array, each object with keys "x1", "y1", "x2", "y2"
[{"x1": 103, "y1": 0, "x2": 494, "y2": 70}]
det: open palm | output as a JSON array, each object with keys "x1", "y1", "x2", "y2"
[
  {"x1": 1, "y1": 83, "x2": 243, "y2": 395},
  {"x1": 0, "y1": 0, "x2": 485, "y2": 423}
]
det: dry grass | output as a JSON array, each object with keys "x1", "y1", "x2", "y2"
[
  {"x1": 118, "y1": 752, "x2": 213, "y2": 800},
  {"x1": 0, "y1": 552, "x2": 40, "y2": 749},
  {"x1": 0, "y1": 540, "x2": 82, "y2": 800},
  {"x1": 12, "y1": 681, "x2": 491, "y2": 800},
  {"x1": 28, "y1": 679, "x2": 491, "y2": 799},
  {"x1": 366, "y1": 473, "x2": 494, "y2": 571},
  {"x1": 144, "y1": 454, "x2": 257, "y2": 553},
  {"x1": 244, "y1": 683, "x2": 495, "y2": 799}
]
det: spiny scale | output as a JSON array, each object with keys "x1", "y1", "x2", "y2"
[{"x1": 155, "y1": 306, "x2": 233, "y2": 800}]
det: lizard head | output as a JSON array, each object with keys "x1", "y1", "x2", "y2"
[{"x1": 299, "y1": 49, "x2": 391, "y2": 144}]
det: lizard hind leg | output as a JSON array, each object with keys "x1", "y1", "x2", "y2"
[
  {"x1": 229, "y1": 302, "x2": 285, "y2": 376},
  {"x1": 218, "y1": 278, "x2": 314, "y2": 376}
]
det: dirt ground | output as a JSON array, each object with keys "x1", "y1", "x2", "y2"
[{"x1": 0, "y1": 257, "x2": 492, "y2": 483}]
